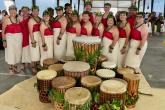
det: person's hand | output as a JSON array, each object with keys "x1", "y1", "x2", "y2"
[
  {"x1": 109, "y1": 48, "x2": 113, "y2": 53},
  {"x1": 31, "y1": 40, "x2": 36, "y2": 48},
  {"x1": 56, "y1": 39, "x2": 60, "y2": 45},
  {"x1": 120, "y1": 48, "x2": 126, "y2": 54},
  {"x1": 3, "y1": 42, "x2": 7, "y2": 48},
  {"x1": 43, "y1": 45, "x2": 47, "y2": 51},
  {"x1": 136, "y1": 49, "x2": 140, "y2": 55}
]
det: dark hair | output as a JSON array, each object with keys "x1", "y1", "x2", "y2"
[
  {"x1": 47, "y1": 7, "x2": 54, "y2": 17},
  {"x1": 84, "y1": 1, "x2": 92, "y2": 7},
  {"x1": 21, "y1": 6, "x2": 30, "y2": 10},
  {"x1": 137, "y1": 12, "x2": 145, "y2": 18},
  {"x1": 107, "y1": 14, "x2": 117, "y2": 25},
  {"x1": 65, "y1": 3, "x2": 72, "y2": 10},
  {"x1": 42, "y1": 10, "x2": 50, "y2": 17},
  {"x1": 82, "y1": 11, "x2": 90, "y2": 16},
  {"x1": 32, "y1": 5, "x2": 39, "y2": 11},
  {"x1": 2, "y1": 10, "x2": 8, "y2": 16},
  {"x1": 72, "y1": 10, "x2": 79, "y2": 17},
  {"x1": 104, "y1": 3, "x2": 111, "y2": 7},
  {"x1": 119, "y1": 11, "x2": 128, "y2": 16}
]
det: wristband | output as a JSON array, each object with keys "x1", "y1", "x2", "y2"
[
  {"x1": 42, "y1": 44, "x2": 47, "y2": 48},
  {"x1": 2, "y1": 39, "x2": 6, "y2": 42},
  {"x1": 123, "y1": 46, "x2": 126, "y2": 49},
  {"x1": 31, "y1": 41, "x2": 36, "y2": 44},
  {"x1": 137, "y1": 47, "x2": 141, "y2": 50},
  {"x1": 58, "y1": 37, "x2": 62, "y2": 40},
  {"x1": 109, "y1": 45, "x2": 114, "y2": 49}
]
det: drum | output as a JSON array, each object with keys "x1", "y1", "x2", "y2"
[
  {"x1": 73, "y1": 37, "x2": 101, "y2": 72},
  {"x1": 36, "y1": 70, "x2": 57, "y2": 103},
  {"x1": 101, "y1": 61, "x2": 116, "y2": 70},
  {"x1": 64, "y1": 87, "x2": 92, "y2": 110},
  {"x1": 48, "y1": 64, "x2": 64, "y2": 76},
  {"x1": 96, "y1": 69, "x2": 116, "y2": 80},
  {"x1": 43, "y1": 58, "x2": 58, "y2": 69},
  {"x1": 123, "y1": 74, "x2": 140, "y2": 108},
  {"x1": 63, "y1": 61, "x2": 90, "y2": 78},
  {"x1": 117, "y1": 68, "x2": 135, "y2": 78},
  {"x1": 59, "y1": 56, "x2": 75, "y2": 64},
  {"x1": 81, "y1": 76, "x2": 102, "y2": 92},
  {"x1": 51, "y1": 76, "x2": 76, "y2": 110},
  {"x1": 100, "y1": 79, "x2": 127, "y2": 109}
]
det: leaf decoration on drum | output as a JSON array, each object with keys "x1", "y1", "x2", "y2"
[
  {"x1": 99, "y1": 99, "x2": 122, "y2": 110},
  {"x1": 48, "y1": 89, "x2": 65, "y2": 103},
  {"x1": 74, "y1": 46, "x2": 85, "y2": 61},
  {"x1": 87, "y1": 46, "x2": 103, "y2": 67},
  {"x1": 125, "y1": 93, "x2": 139, "y2": 106}
]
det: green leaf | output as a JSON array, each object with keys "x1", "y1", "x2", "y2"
[{"x1": 48, "y1": 89, "x2": 64, "y2": 103}]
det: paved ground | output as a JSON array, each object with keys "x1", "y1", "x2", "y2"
[{"x1": 0, "y1": 34, "x2": 165, "y2": 94}]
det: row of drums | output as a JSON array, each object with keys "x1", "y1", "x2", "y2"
[{"x1": 36, "y1": 60, "x2": 140, "y2": 110}]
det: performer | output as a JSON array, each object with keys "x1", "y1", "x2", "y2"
[
  {"x1": 40, "y1": 10, "x2": 53, "y2": 66},
  {"x1": 19, "y1": 6, "x2": 31, "y2": 70},
  {"x1": 64, "y1": 3, "x2": 72, "y2": 22},
  {"x1": 125, "y1": 12, "x2": 148, "y2": 71},
  {"x1": 92, "y1": 12, "x2": 104, "y2": 38},
  {"x1": 80, "y1": 1, "x2": 94, "y2": 25},
  {"x1": 127, "y1": 5, "x2": 137, "y2": 30},
  {"x1": 66, "y1": 10, "x2": 81, "y2": 58},
  {"x1": 102, "y1": 13, "x2": 119, "y2": 64},
  {"x1": 47, "y1": 7, "x2": 54, "y2": 22},
  {"x1": 2, "y1": 5, "x2": 22, "y2": 73},
  {"x1": 80, "y1": 11, "x2": 92, "y2": 37},
  {"x1": 117, "y1": 11, "x2": 131, "y2": 67},
  {"x1": 51, "y1": 6, "x2": 67, "y2": 60},
  {"x1": 102, "y1": 3, "x2": 112, "y2": 27},
  {"x1": 28, "y1": 5, "x2": 41, "y2": 74}
]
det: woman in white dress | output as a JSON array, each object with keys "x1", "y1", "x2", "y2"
[
  {"x1": 28, "y1": 5, "x2": 41, "y2": 74},
  {"x1": 2, "y1": 5, "x2": 22, "y2": 73},
  {"x1": 51, "y1": 6, "x2": 67, "y2": 61},
  {"x1": 66, "y1": 10, "x2": 81, "y2": 58},
  {"x1": 125, "y1": 12, "x2": 148, "y2": 72},
  {"x1": 40, "y1": 10, "x2": 54, "y2": 66},
  {"x1": 117, "y1": 11, "x2": 131, "y2": 67},
  {"x1": 102, "y1": 13, "x2": 119, "y2": 65}
]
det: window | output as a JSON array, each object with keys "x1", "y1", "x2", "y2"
[
  {"x1": 144, "y1": 0, "x2": 151, "y2": 12},
  {"x1": 36, "y1": 0, "x2": 57, "y2": 17},
  {"x1": 79, "y1": 0, "x2": 84, "y2": 14},
  {"x1": 72, "y1": 0, "x2": 78, "y2": 11},
  {"x1": 139, "y1": 0, "x2": 143, "y2": 12}
]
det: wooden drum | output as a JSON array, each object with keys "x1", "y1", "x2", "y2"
[
  {"x1": 100, "y1": 79, "x2": 127, "y2": 109},
  {"x1": 123, "y1": 74, "x2": 140, "y2": 108},
  {"x1": 64, "y1": 87, "x2": 92, "y2": 110},
  {"x1": 48, "y1": 64, "x2": 64, "y2": 76},
  {"x1": 96, "y1": 69, "x2": 116, "y2": 80},
  {"x1": 43, "y1": 58, "x2": 58, "y2": 69},
  {"x1": 117, "y1": 68, "x2": 135, "y2": 78},
  {"x1": 73, "y1": 37, "x2": 101, "y2": 72},
  {"x1": 81, "y1": 76, "x2": 102, "y2": 92},
  {"x1": 63, "y1": 61, "x2": 90, "y2": 78},
  {"x1": 36, "y1": 70, "x2": 57, "y2": 103},
  {"x1": 101, "y1": 61, "x2": 116, "y2": 70},
  {"x1": 51, "y1": 76, "x2": 76, "y2": 110}
]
